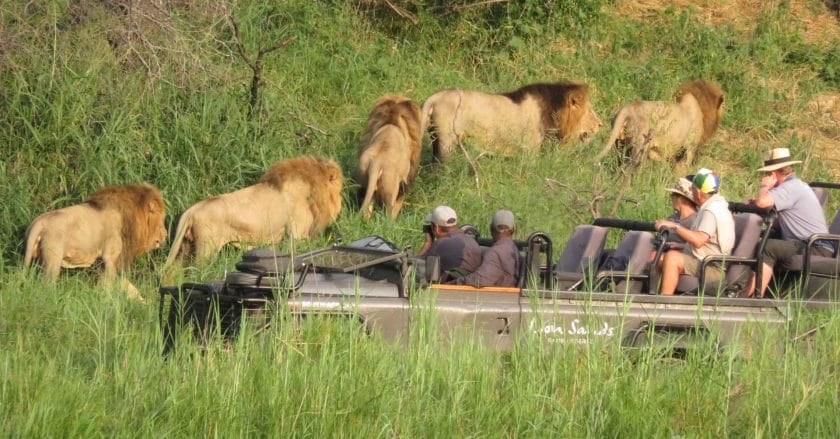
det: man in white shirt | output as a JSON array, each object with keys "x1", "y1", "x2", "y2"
[{"x1": 654, "y1": 168, "x2": 735, "y2": 295}]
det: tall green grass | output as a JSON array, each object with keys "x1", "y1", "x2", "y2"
[{"x1": 2, "y1": 0, "x2": 839, "y2": 435}]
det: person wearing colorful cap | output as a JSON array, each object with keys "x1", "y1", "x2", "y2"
[
  {"x1": 743, "y1": 148, "x2": 831, "y2": 297},
  {"x1": 419, "y1": 205, "x2": 482, "y2": 282},
  {"x1": 654, "y1": 168, "x2": 735, "y2": 295},
  {"x1": 457, "y1": 210, "x2": 520, "y2": 288}
]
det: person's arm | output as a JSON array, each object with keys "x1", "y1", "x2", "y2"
[
  {"x1": 418, "y1": 232, "x2": 434, "y2": 256},
  {"x1": 753, "y1": 174, "x2": 777, "y2": 208},
  {"x1": 656, "y1": 219, "x2": 710, "y2": 250},
  {"x1": 676, "y1": 225, "x2": 710, "y2": 249}
]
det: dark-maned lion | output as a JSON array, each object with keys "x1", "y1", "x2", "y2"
[
  {"x1": 596, "y1": 79, "x2": 725, "y2": 166},
  {"x1": 421, "y1": 81, "x2": 602, "y2": 163},
  {"x1": 355, "y1": 94, "x2": 422, "y2": 220},
  {"x1": 166, "y1": 156, "x2": 343, "y2": 264},
  {"x1": 23, "y1": 183, "x2": 167, "y2": 290}
]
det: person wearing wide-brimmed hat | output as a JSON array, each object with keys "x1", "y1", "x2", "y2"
[
  {"x1": 743, "y1": 148, "x2": 831, "y2": 297},
  {"x1": 655, "y1": 168, "x2": 735, "y2": 295},
  {"x1": 663, "y1": 176, "x2": 699, "y2": 250}
]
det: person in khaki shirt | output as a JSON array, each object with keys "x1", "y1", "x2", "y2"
[{"x1": 654, "y1": 168, "x2": 735, "y2": 295}]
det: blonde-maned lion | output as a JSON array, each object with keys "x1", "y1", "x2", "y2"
[
  {"x1": 23, "y1": 183, "x2": 167, "y2": 290},
  {"x1": 355, "y1": 94, "x2": 422, "y2": 220},
  {"x1": 421, "y1": 81, "x2": 602, "y2": 163},
  {"x1": 166, "y1": 156, "x2": 343, "y2": 264},
  {"x1": 595, "y1": 79, "x2": 725, "y2": 166}
]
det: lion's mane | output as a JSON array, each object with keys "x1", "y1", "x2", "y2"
[
  {"x1": 85, "y1": 183, "x2": 166, "y2": 267},
  {"x1": 258, "y1": 156, "x2": 343, "y2": 230},
  {"x1": 676, "y1": 79, "x2": 725, "y2": 145}
]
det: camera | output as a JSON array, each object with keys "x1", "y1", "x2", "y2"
[{"x1": 422, "y1": 224, "x2": 433, "y2": 235}]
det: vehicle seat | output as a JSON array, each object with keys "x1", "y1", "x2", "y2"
[
  {"x1": 813, "y1": 187, "x2": 828, "y2": 207},
  {"x1": 554, "y1": 225, "x2": 609, "y2": 290},
  {"x1": 674, "y1": 213, "x2": 763, "y2": 296},
  {"x1": 830, "y1": 208, "x2": 840, "y2": 235},
  {"x1": 595, "y1": 231, "x2": 656, "y2": 294}
]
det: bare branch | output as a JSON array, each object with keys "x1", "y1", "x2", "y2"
[
  {"x1": 258, "y1": 36, "x2": 296, "y2": 57},
  {"x1": 228, "y1": 16, "x2": 255, "y2": 70},
  {"x1": 382, "y1": 0, "x2": 418, "y2": 24},
  {"x1": 452, "y1": 0, "x2": 510, "y2": 12}
]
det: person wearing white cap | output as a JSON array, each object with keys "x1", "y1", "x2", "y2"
[
  {"x1": 457, "y1": 210, "x2": 520, "y2": 288},
  {"x1": 744, "y1": 147, "x2": 831, "y2": 297},
  {"x1": 418, "y1": 205, "x2": 481, "y2": 281}
]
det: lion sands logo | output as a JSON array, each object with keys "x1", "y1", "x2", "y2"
[{"x1": 528, "y1": 318, "x2": 615, "y2": 344}]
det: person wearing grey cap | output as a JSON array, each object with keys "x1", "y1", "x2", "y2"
[
  {"x1": 418, "y1": 205, "x2": 482, "y2": 281},
  {"x1": 457, "y1": 210, "x2": 520, "y2": 288}
]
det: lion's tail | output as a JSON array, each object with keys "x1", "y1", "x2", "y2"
[
  {"x1": 23, "y1": 220, "x2": 44, "y2": 272},
  {"x1": 359, "y1": 156, "x2": 381, "y2": 220},
  {"x1": 595, "y1": 107, "x2": 629, "y2": 161},
  {"x1": 164, "y1": 204, "x2": 198, "y2": 266},
  {"x1": 419, "y1": 93, "x2": 440, "y2": 138}
]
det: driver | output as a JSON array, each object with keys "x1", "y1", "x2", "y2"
[
  {"x1": 457, "y1": 210, "x2": 520, "y2": 288},
  {"x1": 418, "y1": 205, "x2": 482, "y2": 282}
]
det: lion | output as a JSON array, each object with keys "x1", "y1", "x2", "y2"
[
  {"x1": 23, "y1": 183, "x2": 167, "y2": 290},
  {"x1": 355, "y1": 94, "x2": 422, "y2": 220},
  {"x1": 421, "y1": 81, "x2": 602, "y2": 163},
  {"x1": 595, "y1": 79, "x2": 725, "y2": 167},
  {"x1": 165, "y1": 156, "x2": 343, "y2": 264}
]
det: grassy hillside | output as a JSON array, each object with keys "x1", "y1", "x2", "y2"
[{"x1": 1, "y1": 0, "x2": 840, "y2": 435}]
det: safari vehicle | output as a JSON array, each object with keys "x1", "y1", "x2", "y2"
[{"x1": 159, "y1": 185, "x2": 840, "y2": 353}]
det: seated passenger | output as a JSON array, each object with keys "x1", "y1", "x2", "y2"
[
  {"x1": 654, "y1": 168, "x2": 735, "y2": 295},
  {"x1": 742, "y1": 148, "x2": 832, "y2": 297},
  {"x1": 457, "y1": 210, "x2": 520, "y2": 288},
  {"x1": 663, "y1": 176, "x2": 698, "y2": 251},
  {"x1": 419, "y1": 205, "x2": 482, "y2": 282}
]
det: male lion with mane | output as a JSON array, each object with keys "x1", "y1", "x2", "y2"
[
  {"x1": 166, "y1": 156, "x2": 343, "y2": 264},
  {"x1": 421, "y1": 81, "x2": 602, "y2": 163},
  {"x1": 595, "y1": 79, "x2": 725, "y2": 167},
  {"x1": 23, "y1": 183, "x2": 167, "y2": 292},
  {"x1": 355, "y1": 94, "x2": 422, "y2": 220}
]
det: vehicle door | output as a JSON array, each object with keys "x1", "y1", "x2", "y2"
[{"x1": 413, "y1": 285, "x2": 522, "y2": 350}]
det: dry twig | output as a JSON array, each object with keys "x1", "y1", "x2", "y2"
[
  {"x1": 452, "y1": 0, "x2": 511, "y2": 12},
  {"x1": 382, "y1": 0, "x2": 419, "y2": 24}
]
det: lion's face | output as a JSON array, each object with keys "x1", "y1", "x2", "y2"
[
  {"x1": 577, "y1": 106, "x2": 602, "y2": 144},
  {"x1": 142, "y1": 201, "x2": 168, "y2": 253}
]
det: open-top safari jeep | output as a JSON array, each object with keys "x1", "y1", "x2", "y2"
[{"x1": 159, "y1": 183, "x2": 840, "y2": 353}]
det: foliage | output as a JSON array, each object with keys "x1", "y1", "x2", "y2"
[{"x1": 1, "y1": 0, "x2": 839, "y2": 435}]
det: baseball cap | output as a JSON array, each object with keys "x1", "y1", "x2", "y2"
[
  {"x1": 692, "y1": 168, "x2": 721, "y2": 194},
  {"x1": 425, "y1": 205, "x2": 457, "y2": 227},
  {"x1": 491, "y1": 210, "x2": 515, "y2": 230}
]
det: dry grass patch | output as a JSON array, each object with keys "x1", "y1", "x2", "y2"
[{"x1": 613, "y1": 0, "x2": 839, "y2": 45}]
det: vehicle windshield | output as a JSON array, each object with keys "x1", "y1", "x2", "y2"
[{"x1": 297, "y1": 247, "x2": 402, "y2": 273}]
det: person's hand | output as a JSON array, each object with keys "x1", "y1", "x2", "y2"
[
  {"x1": 760, "y1": 174, "x2": 777, "y2": 190},
  {"x1": 423, "y1": 230, "x2": 434, "y2": 246},
  {"x1": 655, "y1": 220, "x2": 677, "y2": 233}
]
